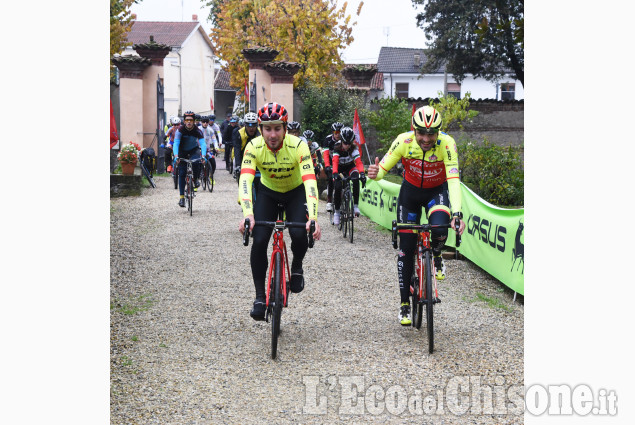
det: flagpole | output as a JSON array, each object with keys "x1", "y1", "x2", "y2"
[{"x1": 363, "y1": 144, "x2": 372, "y2": 165}]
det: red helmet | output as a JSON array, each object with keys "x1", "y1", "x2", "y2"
[{"x1": 257, "y1": 102, "x2": 289, "y2": 125}]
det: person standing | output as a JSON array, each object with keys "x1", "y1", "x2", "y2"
[{"x1": 223, "y1": 116, "x2": 239, "y2": 172}]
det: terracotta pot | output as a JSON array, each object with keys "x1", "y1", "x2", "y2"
[{"x1": 120, "y1": 160, "x2": 137, "y2": 176}]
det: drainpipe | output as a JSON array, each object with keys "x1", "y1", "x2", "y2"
[
  {"x1": 177, "y1": 49, "x2": 183, "y2": 116},
  {"x1": 390, "y1": 73, "x2": 393, "y2": 97}
]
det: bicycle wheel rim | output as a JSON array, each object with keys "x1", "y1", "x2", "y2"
[
  {"x1": 271, "y1": 252, "x2": 282, "y2": 359},
  {"x1": 411, "y1": 274, "x2": 420, "y2": 329},
  {"x1": 424, "y1": 250, "x2": 434, "y2": 353},
  {"x1": 208, "y1": 169, "x2": 214, "y2": 192},
  {"x1": 415, "y1": 258, "x2": 423, "y2": 329},
  {"x1": 187, "y1": 178, "x2": 193, "y2": 215}
]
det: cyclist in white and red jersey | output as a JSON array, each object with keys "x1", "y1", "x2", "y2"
[
  {"x1": 367, "y1": 106, "x2": 466, "y2": 326},
  {"x1": 331, "y1": 127, "x2": 366, "y2": 225},
  {"x1": 322, "y1": 122, "x2": 344, "y2": 212}
]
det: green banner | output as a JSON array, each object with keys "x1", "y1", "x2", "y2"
[{"x1": 359, "y1": 179, "x2": 524, "y2": 295}]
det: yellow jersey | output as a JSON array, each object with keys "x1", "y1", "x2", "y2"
[{"x1": 239, "y1": 134, "x2": 319, "y2": 220}]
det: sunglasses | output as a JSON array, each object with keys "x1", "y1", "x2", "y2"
[
  {"x1": 333, "y1": 131, "x2": 341, "y2": 134},
  {"x1": 184, "y1": 118, "x2": 194, "y2": 122}
]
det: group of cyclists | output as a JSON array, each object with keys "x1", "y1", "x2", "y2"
[{"x1": 161, "y1": 101, "x2": 466, "y2": 327}]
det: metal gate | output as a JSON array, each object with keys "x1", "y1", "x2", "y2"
[{"x1": 156, "y1": 75, "x2": 166, "y2": 173}]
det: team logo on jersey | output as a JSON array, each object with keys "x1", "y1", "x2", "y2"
[
  {"x1": 429, "y1": 154, "x2": 438, "y2": 161},
  {"x1": 454, "y1": 144, "x2": 458, "y2": 153},
  {"x1": 404, "y1": 137, "x2": 413, "y2": 144},
  {"x1": 449, "y1": 168, "x2": 459, "y2": 174}
]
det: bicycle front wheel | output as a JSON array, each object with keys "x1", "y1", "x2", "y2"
[
  {"x1": 424, "y1": 250, "x2": 435, "y2": 353},
  {"x1": 186, "y1": 176, "x2": 193, "y2": 215},
  {"x1": 271, "y1": 251, "x2": 283, "y2": 359},
  {"x1": 201, "y1": 165, "x2": 208, "y2": 191},
  {"x1": 342, "y1": 191, "x2": 349, "y2": 237},
  {"x1": 207, "y1": 167, "x2": 214, "y2": 192}
]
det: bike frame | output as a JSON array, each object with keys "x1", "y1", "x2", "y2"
[
  {"x1": 265, "y1": 221, "x2": 292, "y2": 309},
  {"x1": 412, "y1": 229, "x2": 438, "y2": 302}
]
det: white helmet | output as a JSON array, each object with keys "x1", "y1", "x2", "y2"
[
  {"x1": 173, "y1": 117, "x2": 181, "y2": 125},
  {"x1": 310, "y1": 141, "x2": 320, "y2": 154},
  {"x1": 244, "y1": 112, "x2": 258, "y2": 126}
]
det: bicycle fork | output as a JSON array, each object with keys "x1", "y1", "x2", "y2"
[{"x1": 265, "y1": 230, "x2": 292, "y2": 322}]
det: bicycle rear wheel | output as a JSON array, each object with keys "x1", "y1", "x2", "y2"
[
  {"x1": 141, "y1": 163, "x2": 156, "y2": 188},
  {"x1": 424, "y1": 250, "x2": 435, "y2": 353},
  {"x1": 412, "y1": 266, "x2": 423, "y2": 329},
  {"x1": 348, "y1": 188, "x2": 354, "y2": 243},
  {"x1": 271, "y1": 251, "x2": 283, "y2": 359}
]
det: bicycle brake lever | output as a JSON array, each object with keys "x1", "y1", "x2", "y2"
[
  {"x1": 308, "y1": 220, "x2": 315, "y2": 248},
  {"x1": 243, "y1": 218, "x2": 250, "y2": 246},
  {"x1": 391, "y1": 220, "x2": 398, "y2": 249}
]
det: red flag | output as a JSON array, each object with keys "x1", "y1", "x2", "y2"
[
  {"x1": 410, "y1": 103, "x2": 416, "y2": 130},
  {"x1": 244, "y1": 80, "x2": 249, "y2": 102},
  {"x1": 210, "y1": 97, "x2": 214, "y2": 112},
  {"x1": 352, "y1": 109, "x2": 366, "y2": 146},
  {"x1": 110, "y1": 99, "x2": 119, "y2": 148}
]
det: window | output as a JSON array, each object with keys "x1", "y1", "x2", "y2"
[
  {"x1": 501, "y1": 83, "x2": 515, "y2": 100},
  {"x1": 447, "y1": 83, "x2": 461, "y2": 99},
  {"x1": 395, "y1": 83, "x2": 409, "y2": 99}
]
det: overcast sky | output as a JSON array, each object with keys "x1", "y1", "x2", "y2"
[{"x1": 129, "y1": 0, "x2": 428, "y2": 64}]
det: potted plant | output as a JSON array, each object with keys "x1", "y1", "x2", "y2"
[{"x1": 117, "y1": 142, "x2": 141, "y2": 175}]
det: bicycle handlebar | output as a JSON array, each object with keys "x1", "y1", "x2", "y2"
[
  {"x1": 391, "y1": 220, "x2": 459, "y2": 249},
  {"x1": 177, "y1": 157, "x2": 205, "y2": 164},
  {"x1": 242, "y1": 218, "x2": 316, "y2": 248}
]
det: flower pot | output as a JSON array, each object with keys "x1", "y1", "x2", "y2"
[{"x1": 121, "y1": 160, "x2": 137, "y2": 176}]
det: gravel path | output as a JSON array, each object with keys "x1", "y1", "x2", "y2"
[{"x1": 110, "y1": 164, "x2": 524, "y2": 424}]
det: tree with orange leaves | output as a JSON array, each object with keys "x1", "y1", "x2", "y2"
[{"x1": 204, "y1": 0, "x2": 363, "y2": 95}]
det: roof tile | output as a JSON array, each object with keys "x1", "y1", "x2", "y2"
[
  {"x1": 126, "y1": 21, "x2": 200, "y2": 47},
  {"x1": 377, "y1": 47, "x2": 444, "y2": 74}
]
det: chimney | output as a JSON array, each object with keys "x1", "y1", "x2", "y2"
[
  {"x1": 192, "y1": 14, "x2": 198, "y2": 21},
  {"x1": 414, "y1": 53, "x2": 420, "y2": 67}
]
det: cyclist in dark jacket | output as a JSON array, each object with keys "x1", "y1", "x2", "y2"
[{"x1": 173, "y1": 111, "x2": 206, "y2": 207}]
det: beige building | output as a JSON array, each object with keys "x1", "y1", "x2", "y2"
[{"x1": 123, "y1": 16, "x2": 216, "y2": 119}]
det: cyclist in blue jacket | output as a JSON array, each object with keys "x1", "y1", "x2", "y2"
[{"x1": 174, "y1": 110, "x2": 206, "y2": 207}]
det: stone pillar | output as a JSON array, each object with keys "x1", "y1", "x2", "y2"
[
  {"x1": 265, "y1": 61, "x2": 301, "y2": 121},
  {"x1": 112, "y1": 56, "x2": 151, "y2": 149},
  {"x1": 242, "y1": 47, "x2": 278, "y2": 111},
  {"x1": 134, "y1": 37, "x2": 171, "y2": 149}
]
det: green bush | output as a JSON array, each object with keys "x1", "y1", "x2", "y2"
[
  {"x1": 458, "y1": 140, "x2": 524, "y2": 207},
  {"x1": 367, "y1": 97, "x2": 412, "y2": 157},
  {"x1": 428, "y1": 91, "x2": 479, "y2": 132},
  {"x1": 299, "y1": 82, "x2": 368, "y2": 142}
]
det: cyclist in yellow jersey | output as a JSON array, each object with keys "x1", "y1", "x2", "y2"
[
  {"x1": 238, "y1": 102, "x2": 322, "y2": 321},
  {"x1": 368, "y1": 106, "x2": 466, "y2": 325}
]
